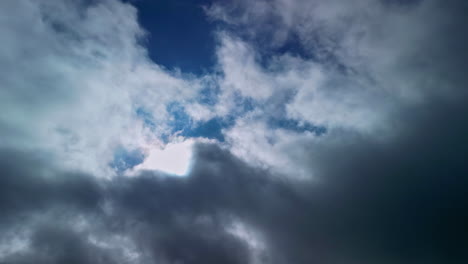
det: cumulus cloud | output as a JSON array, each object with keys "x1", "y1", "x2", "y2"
[
  {"x1": 1, "y1": 0, "x2": 468, "y2": 263},
  {"x1": 0, "y1": 0, "x2": 203, "y2": 176},
  {"x1": 205, "y1": 0, "x2": 468, "y2": 172}
]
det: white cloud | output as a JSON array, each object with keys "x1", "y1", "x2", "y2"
[
  {"x1": 202, "y1": 0, "x2": 468, "y2": 178},
  {"x1": 133, "y1": 137, "x2": 198, "y2": 176},
  {"x1": 216, "y1": 34, "x2": 274, "y2": 100},
  {"x1": 1, "y1": 0, "x2": 465, "y2": 181},
  {"x1": 224, "y1": 116, "x2": 318, "y2": 179},
  {"x1": 0, "y1": 0, "x2": 203, "y2": 176}
]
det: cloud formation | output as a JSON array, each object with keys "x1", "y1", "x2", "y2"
[{"x1": 1, "y1": 0, "x2": 467, "y2": 263}]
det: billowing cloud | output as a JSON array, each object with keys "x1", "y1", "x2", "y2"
[
  {"x1": 1, "y1": 0, "x2": 467, "y2": 263},
  {"x1": 0, "y1": 0, "x2": 205, "y2": 176}
]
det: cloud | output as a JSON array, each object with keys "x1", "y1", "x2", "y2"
[
  {"x1": 205, "y1": 0, "x2": 468, "y2": 173},
  {"x1": 0, "y1": 0, "x2": 202, "y2": 176},
  {"x1": 1, "y1": 0, "x2": 468, "y2": 263},
  {"x1": 1, "y1": 121, "x2": 467, "y2": 263},
  {"x1": 133, "y1": 137, "x2": 206, "y2": 176}
]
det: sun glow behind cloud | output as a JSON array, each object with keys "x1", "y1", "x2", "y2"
[{"x1": 133, "y1": 138, "x2": 196, "y2": 176}]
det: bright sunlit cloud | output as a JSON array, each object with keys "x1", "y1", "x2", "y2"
[{"x1": 134, "y1": 138, "x2": 196, "y2": 176}]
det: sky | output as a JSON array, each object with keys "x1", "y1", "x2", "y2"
[{"x1": 0, "y1": 0, "x2": 467, "y2": 263}]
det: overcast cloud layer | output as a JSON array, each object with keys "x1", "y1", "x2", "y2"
[{"x1": 1, "y1": 0, "x2": 467, "y2": 263}]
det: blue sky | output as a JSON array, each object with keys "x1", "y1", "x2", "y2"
[
  {"x1": 130, "y1": 0, "x2": 217, "y2": 73},
  {"x1": 110, "y1": 0, "x2": 334, "y2": 172}
]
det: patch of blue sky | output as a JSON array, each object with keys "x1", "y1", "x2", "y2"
[
  {"x1": 136, "y1": 107, "x2": 156, "y2": 130},
  {"x1": 109, "y1": 146, "x2": 146, "y2": 174},
  {"x1": 166, "y1": 101, "x2": 237, "y2": 142},
  {"x1": 243, "y1": 26, "x2": 356, "y2": 77},
  {"x1": 267, "y1": 118, "x2": 327, "y2": 135},
  {"x1": 165, "y1": 90, "x2": 255, "y2": 140},
  {"x1": 181, "y1": 117, "x2": 235, "y2": 142},
  {"x1": 197, "y1": 84, "x2": 220, "y2": 106},
  {"x1": 166, "y1": 102, "x2": 192, "y2": 133},
  {"x1": 231, "y1": 92, "x2": 255, "y2": 114},
  {"x1": 128, "y1": 0, "x2": 217, "y2": 74},
  {"x1": 135, "y1": 88, "x2": 257, "y2": 143}
]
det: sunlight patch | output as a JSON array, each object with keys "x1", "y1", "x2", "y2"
[{"x1": 134, "y1": 138, "x2": 196, "y2": 176}]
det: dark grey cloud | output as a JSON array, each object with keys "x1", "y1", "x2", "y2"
[
  {"x1": 1, "y1": 103, "x2": 468, "y2": 263},
  {"x1": 0, "y1": 149, "x2": 101, "y2": 224}
]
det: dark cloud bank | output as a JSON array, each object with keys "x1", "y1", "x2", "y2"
[
  {"x1": 1, "y1": 0, "x2": 468, "y2": 264},
  {"x1": 2, "y1": 96, "x2": 468, "y2": 264}
]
